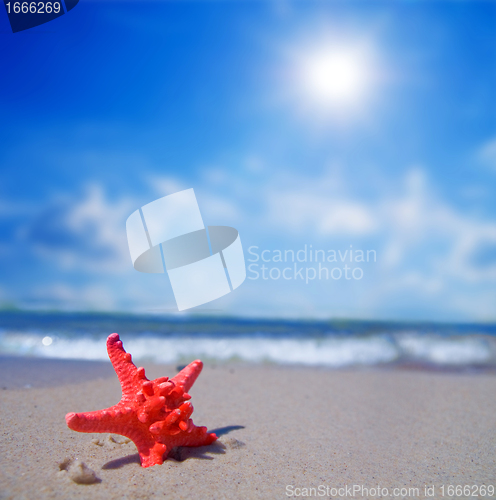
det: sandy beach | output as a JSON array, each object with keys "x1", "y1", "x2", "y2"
[{"x1": 1, "y1": 360, "x2": 495, "y2": 500}]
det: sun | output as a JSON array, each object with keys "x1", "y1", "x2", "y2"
[
  {"x1": 291, "y1": 40, "x2": 378, "y2": 118},
  {"x1": 302, "y1": 48, "x2": 368, "y2": 104}
]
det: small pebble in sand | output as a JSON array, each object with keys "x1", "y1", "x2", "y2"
[
  {"x1": 91, "y1": 438, "x2": 104, "y2": 447},
  {"x1": 108, "y1": 434, "x2": 131, "y2": 445},
  {"x1": 223, "y1": 438, "x2": 246, "y2": 450},
  {"x1": 68, "y1": 459, "x2": 100, "y2": 485},
  {"x1": 58, "y1": 457, "x2": 72, "y2": 471},
  {"x1": 58, "y1": 458, "x2": 100, "y2": 485}
]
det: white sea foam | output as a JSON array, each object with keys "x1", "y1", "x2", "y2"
[
  {"x1": 1, "y1": 328, "x2": 493, "y2": 368},
  {"x1": 123, "y1": 335, "x2": 399, "y2": 366},
  {"x1": 396, "y1": 334, "x2": 492, "y2": 365}
]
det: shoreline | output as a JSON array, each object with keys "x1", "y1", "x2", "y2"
[{"x1": 2, "y1": 355, "x2": 496, "y2": 390}]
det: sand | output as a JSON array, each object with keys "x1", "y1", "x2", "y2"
[{"x1": 0, "y1": 360, "x2": 495, "y2": 499}]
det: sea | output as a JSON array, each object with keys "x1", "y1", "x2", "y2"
[{"x1": 0, "y1": 311, "x2": 495, "y2": 370}]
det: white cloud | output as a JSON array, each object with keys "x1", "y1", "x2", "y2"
[
  {"x1": 202, "y1": 167, "x2": 230, "y2": 186},
  {"x1": 174, "y1": 162, "x2": 496, "y2": 290},
  {"x1": 478, "y1": 136, "x2": 496, "y2": 170},
  {"x1": 147, "y1": 174, "x2": 186, "y2": 196},
  {"x1": 199, "y1": 194, "x2": 241, "y2": 224},
  {"x1": 189, "y1": 160, "x2": 496, "y2": 320},
  {"x1": 29, "y1": 282, "x2": 117, "y2": 311},
  {"x1": 266, "y1": 191, "x2": 377, "y2": 236},
  {"x1": 145, "y1": 173, "x2": 242, "y2": 224},
  {"x1": 6, "y1": 158, "x2": 491, "y2": 319},
  {"x1": 21, "y1": 184, "x2": 135, "y2": 273}
]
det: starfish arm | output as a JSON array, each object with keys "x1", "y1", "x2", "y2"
[
  {"x1": 139, "y1": 442, "x2": 169, "y2": 468},
  {"x1": 107, "y1": 333, "x2": 148, "y2": 400},
  {"x1": 65, "y1": 405, "x2": 135, "y2": 434},
  {"x1": 170, "y1": 360, "x2": 203, "y2": 392},
  {"x1": 167, "y1": 426, "x2": 218, "y2": 449},
  {"x1": 66, "y1": 409, "x2": 167, "y2": 467},
  {"x1": 186, "y1": 430, "x2": 217, "y2": 447}
]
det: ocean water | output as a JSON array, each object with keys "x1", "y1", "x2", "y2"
[{"x1": 0, "y1": 311, "x2": 495, "y2": 370}]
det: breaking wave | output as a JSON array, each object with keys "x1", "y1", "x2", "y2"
[{"x1": 0, "y1": 312, "x2": 495, "y2": 369}]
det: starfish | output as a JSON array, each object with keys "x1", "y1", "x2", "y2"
[{"x1": 66, "y1": 333, "x2": 217, "y2": 467}]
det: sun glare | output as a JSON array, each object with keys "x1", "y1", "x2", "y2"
[
  {"x1": 293, "y1": 41, "x2": 377, "y2": 117},
  {"x1": 303, "y1": 50, "x2": 366, "y2": 103}
]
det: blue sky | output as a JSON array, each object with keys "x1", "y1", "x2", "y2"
[{"x1": 0, "y1": 1, "x2": 495, "y2": 321}]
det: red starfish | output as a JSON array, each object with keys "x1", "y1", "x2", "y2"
[{"x1": 66, "y1": 333, "x2": 217, "y2": 468}]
